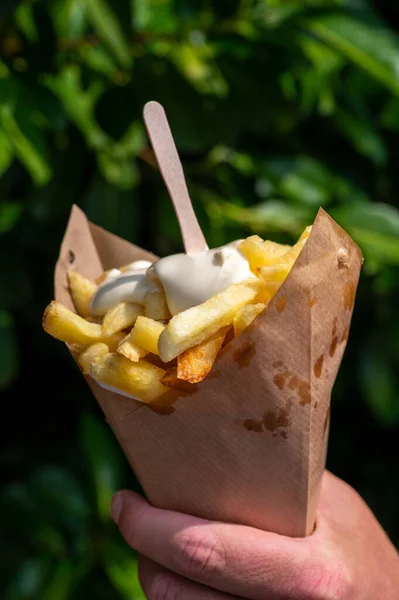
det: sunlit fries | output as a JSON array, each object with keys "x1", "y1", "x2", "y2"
[
  {"x1": 43, "y1": 301, "x2": 124, "y2": 350},
  {"x1": 79, "y1": 343, "x2": 109, "y2": 374},
  {"x1": 91, "y1": 353, "x2": 168, "y2": 403},
  {"x1": 68, "y1": 271, "x2": 97, "y2": 318},
  {"x1": 117, "y1": 333, "x2": 148, "y2": 362},
  {"x1": 177, "y1": 326, "x2": 229, "y2": 383},
  {"x1": 102, "y1": 302, "x2": 143, "y2": 337},
  {"x1": 239, "y1": 236, "x2": 291, "y2": 271},
  {"x1": 233, "y1": 303, "x2": 266, "y2": 337},
  {"x1": 144, "y1": 289, "x2": 171, "y2": 320},
  {"x1": 43, "y1": 225, "x2": 312, "y2": 401},
  {"x1": 158, "y1": 279, "x2": 262, "y2": 362},
  {"x1": 129, "y1": 316, "x2": 165, "y2": 355}
]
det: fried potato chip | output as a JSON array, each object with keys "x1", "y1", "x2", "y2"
[
  {"x1": 117, "y1": 332, "x2": 148, "y2": 362},
  {"x1": 239, "y1": 236, "x2": 291, "y2": 271},
  {"x1": 129, "y1": 316, "x2": 165, "y2": 355},
  {"x1": 158, "y1": 279, "x2": 262, "y2": 362},
  {"x1": 68, "y1": 271, "x2": 97, "y2": 318},
  {"x1": 177, "y1": 326, "x2": 229, "y2": 383},
  {"x1": 102, "y1": 302, "x2": 143, "y2": 337},
  {"x1": 233, "y1": 303, "x2": 266, "y2": 336},
  {"x1": 91, "y1": 353, "x2": 168, "y2": 403},
  {"x1": 43, "y1": 301, "x2": 124, "y2": 350},
  {"x1": 79, "y1": 343, "x2": 109, "y2": 374},
  {"x1": 144, "y1": 289, "x2": 172, "y2": 321}
]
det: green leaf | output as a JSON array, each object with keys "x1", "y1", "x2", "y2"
[
  {"x1": 332, "y1": 202, "x2": 399, "y2": 265},
  {"x1": 304, "y1": 13, "x2": 399, "y2": 97},
  {"x1": 86, "y1": 0, "x2": 132, "y2": 68},
  {"x1": 45, "y1": 66, "x2": 107, "y2": 149},
  {"x1": 30, "y1": 467, "x2": 89, "y2": 520},
  {"x1": 0, "y1": 108, "x2": 51, "y2": 185},
  {"x1": 211, "y1": 198, "x2": 312, "y2": 235},
  {"x1": 0, "y1": 310, "x2": 18, "y2": 389},
  {"x1": 14, "y1": 2, "x2": 38, "y2": 42},
  {"x1": 98, "y1": 153, "x2": 139, "y2": 189},
  {"x1": 40, "y1": 561, "x2": 75, "y2": 600},
  {"x1": 80, "y1": 413, "x2": 124, "y2": 521},
  {"x1": 359, "y1": 342, "x2": 399, "y2": 426},
  {"x1": 51, "y1": 0, "x2": 87, "y2": 39},
  {"x1": 0, "y1": 202, "x2": 23, "y2": 234},
  {"x1": 5, "y1": 557, "x2": 50, "y2": 600},
  {"x1": 261, "y1": 156, "x2": 335, "y2": 206},
  {"x1": 0, "y1": 127, "x2": 13, "y2": 176},
  {"x1": 103, "y1": 540, "x2": 145, "y2": 600},
  {"x1": 335, "y1": 110, "x2": 387, "y2": 165}
]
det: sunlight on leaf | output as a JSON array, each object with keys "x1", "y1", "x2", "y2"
[
  {"x1": 304, "y1": 14, "x2": 399, "y2": 97},
  {"x1": 103, "y1": 540, "x2": 145, "y2": 600},
  {"x1": 86, "y1": 0, "x2": 132, "y2": 68}
]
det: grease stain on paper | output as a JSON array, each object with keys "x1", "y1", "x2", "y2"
[
  {"x1": 332, "y1": 317, "x2": 338, "y2": 337},
  {"x1": 276, "y1": 296, "x2": 287, "y2": 313},
  {"x1": 307, "y1": 296, "x2": 318, "y2": 307},
  {"x1": 273, "y1": 364, "x2": 311, "y2": 406},
  {"x1": 329, "y1": 336, "x2": 338, "y2": 358},
  {"x1": 313, "y1": 354, "x2": 324, "y2": 378},
  {"x1": 233, "y1": 340, "x2": 255, "y2": 368},
  {"x1": 243, "y1": 419, "x2": 264, "y2": 433},
  {"x1": 343, "y1": 280, "x2": 356, "y2": 311}
]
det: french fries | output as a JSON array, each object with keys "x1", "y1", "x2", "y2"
[
  {"x1": 102, "y1": 302, "x2": 143, "y2": 337},
  {"x1": 158, "y1": 280, "x2": 261, "y2": 362},
  {"x1": 79, "y1": 343, "x2": 109, "y2": 374},
  {"x1": 233, "y1": 303, "x2": 266, "y2": 336},
  {"x1": 91, "y1": 353, "x2": 168, "y2": 403},
  {"x1": 44, "y1": 225, "x2": 312, "y2": 402},
  {"x1": 43, "y1": 301, "x2": 124, "y2": 350},
  {"x1": 129, "y1": 316, "x2": 165, "y2": 355},
  {"x1": 239, "y1": 236, "x2": 291, "y2": 271},
  {"x1": 177, "y1": 326, "x2": 229, "y2": 383},
  {"x1": 117, "y1": 332, "x2": 148, "y2": 362},
  {"x1": 68, "y1": 271, "x2": 97, "y2": 317},
  {"x1": 144, "y1": 289, "x2": 171, "y2": 320}
]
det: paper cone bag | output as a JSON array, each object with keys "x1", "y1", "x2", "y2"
[{"x1": 55, "y1": 204, "x2": 362, "y2": 537}]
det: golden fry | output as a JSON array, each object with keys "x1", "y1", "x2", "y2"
[
  {"x1": 102, "y1": 302, "x2": 143, "y2": 337},
  {"x1": 239, "y1": 236, "x2": 291, "y2": 271},
  {"x1": 129, "y1": 316, "x2": 165, "y2": 355},
  {"x1": 79, "y1": 343, "x2": 109, "y2": 374},
  {"x1": 144, "y1": 289, "x2": 171, "y2": 321},
  {"x1": 117, "y1": 332, "x2": 148, "y2": 362},
  {"x1": 158, "y1": 279, "x2": 261, "y2": 363},
  {"x1": 233, "y1": 303, "x2": 266, "y2": 336},
  {"x1": 177, "y1": 326, "x2": 229, "y2": 383},
  {"x1": 42, "y1": 301, "x2": 124, "y2": 350},
  {"x1": 91, "y1": 353, "x2": 168, "y2": 403},
  {"x1": 68, "y1": 271, "x2": 97, "y2": 318}
]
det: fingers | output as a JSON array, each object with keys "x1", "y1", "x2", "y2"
[
  {"x1": 111, "y1": 491, "x2": 319, "y2": 600},
  {"x1": 138, "y1": 556, "x2": 241, "y2": 600}
]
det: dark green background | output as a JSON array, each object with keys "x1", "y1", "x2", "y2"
[{"x1": 1, "y1": 1, "x2": 398, "y2": 598}]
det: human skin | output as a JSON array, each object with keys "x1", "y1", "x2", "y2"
[{"x1": 111, "y1": 471, "x2": 399, "y2": 599}]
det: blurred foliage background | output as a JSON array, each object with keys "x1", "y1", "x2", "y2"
[{"x1": 1, "y1": 0, "x2": 399, "y2": 597}]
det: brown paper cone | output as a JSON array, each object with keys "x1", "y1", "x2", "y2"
[{"x1": 55, "y1": 204, "x2": 362, "y2": 537}]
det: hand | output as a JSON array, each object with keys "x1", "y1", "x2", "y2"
[{"x1": 111, "y1": 471, "x2": 399, "y2": 599}]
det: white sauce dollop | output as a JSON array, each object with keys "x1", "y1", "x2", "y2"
[{"x1": 89, "y1": 242, "x2": 255, "y2": 317}]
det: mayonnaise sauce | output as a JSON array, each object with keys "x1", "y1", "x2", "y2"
[{"x1": 89, "y1": 243, "x2": 255, "y2": 317}]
